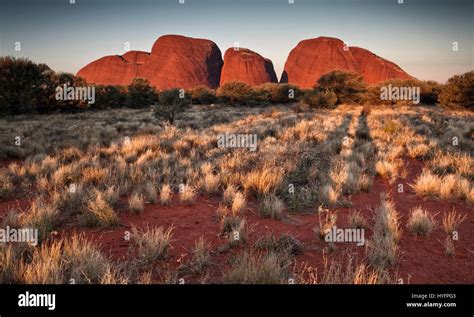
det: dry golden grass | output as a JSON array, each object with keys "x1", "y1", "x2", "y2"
[
  {"x1": 129, "y1": 192, "x2": 145, "y2": 214},
  {"x1": 160, "y1": 184, "x2": 172, "y2": 206},
  {"x1": 189, "y1": 236, "x2": 212, "y2": 273},
  {"x1": 223, "y1": 251, "x2": 289, "y2": 284},
  {"x1": 367, "y1": 196, "x2": 401, "y2": 268},
  {"x1": 243, "y1": 165, "x2": 284, "y2": 198},
  {"x1": 375, "y1": 160, "x2": 398, "y2": 180},
  {"x1": 296, "y1": 252, "x2": 397, "y2": 285},
  {"x1": 202, "y1": 173, "x2": 220, "y2": 194},
  {"x1": 223, "y1": 184, "x2": 237, "y2": 206},
  {"x1": 131, "y1": 225, "x2": 174, "y2": 263},
  {"x1": 314, "y1": 208, "x2": 337, "y2": 240},
  {"x1": 81, "y1": 192, "x2": 118, "y2": 228},
  {"x1": 179, "y1": 184, "x2": 196, "y2": 204},
  {"x1": 231, "y1": 192, "x2": 246, "y2": 215},
  {"x1": 406, "y1": 207, "x2": 437, "y2": 236},
  {"x1": 347, "y1": 210, "x2": 367, "y2": 229},
  {"x1": 411, "y1": 170, "x2": 440, "y2": 197},
  {"x1": 23, "y1": 199, "x2": 59, "y2": 241},
  {"x1": 1, "y1": 103, "x2": 472, "y2": 284},
  {"x1": 442, "y1": 209, "x2": 466, "y2": 235},
  {"x1": 259, "y1": 194, "x2": 285, "y2": 220}
]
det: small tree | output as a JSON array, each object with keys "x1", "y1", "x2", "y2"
[
  {"x1": 126, "y1": 78, "x2": 157, "y2": 108},
  {"x1": 439, "y1": 71, "x2": 474, "y2": 109},
  {"x1": 317, "y1": 70, "x2": 367, "y2": 104},
  {"x1": 0, "y1": 56, "x2": 56, "y2": 115},
  {"x1": 154, "y1": 88, "x2": 191, "y2": 124}
]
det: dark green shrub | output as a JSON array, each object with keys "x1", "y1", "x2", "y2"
[
  {"x1": 254, "y1": 83, "x2": 302, "y2": 104},
  {"x1": 94, "y1": 85, "x2": 127, "y2": 109},
  {"x1": 126, "y1": 78, "x2": 158, "y2": 108},
  {"x1": 154, "y1": 88, "x2": 191, "y2": 124},
  {"x1": 217, "y1": 81, "x2": 257, "y2": 106},
  {"x1": 301, "y1": 89, "x2": 337, "y2": 109},
  {"x1": 190, "y1": 85, "x2": 216, "y2": 104},
  {"x1": 0, "y1": 56, "x2": 56, "y2": 115},
  {"x1": 364, "y1": 79, "x2": 443, "y2": 106},
  {"x1": 317, "y1": 70, "x2": 366, "y2": 104},
  {"x1": 439, "y1": 71, "x2": 474, "y2": 109}
]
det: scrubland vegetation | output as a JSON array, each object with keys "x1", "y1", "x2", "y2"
[{"x1": 0, "y1": 56, "x2": 473, "y2": 284}]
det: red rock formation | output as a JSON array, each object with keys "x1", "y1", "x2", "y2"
[
  {"x1": 76, "y1": 51, "x2": 149, "y2": 86},
  {"x1": 220, "y1": 48, "x2": 277, "y2": 86},
  {"x1": 281, "y1": 37, "x2": 412, "y2": 88},
  {"x1": 142, "y1": 35, "x2": 223, "y2": 89},
  {"x1": 350, "y1": 47, "x2": 412, "y2": 84},
  {"x1": 77, "y1": 35, "x2": 223, "y2": 90}
]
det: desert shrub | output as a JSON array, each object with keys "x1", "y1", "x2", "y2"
[
  {"x1": 190, "y1": 85, "x2": 216, "y2": 104},
  {"x1": 227, "y1": 217, "x2": 249, "y2": 247},
  {"x1": 243, "y1": 165, "x2": 284, "y2": 197},
  {"x1": 298, "y1": 255, "x2": 396, "y2": 284},
  {"x1": 254, "y1": 234, "x2": 303, "y2": 256},
  {"x1": 154, "y1": 88, "x2": 191, "y2": 124},
  {"x1": 411, "y1": 169, "x2": 440, "y2": 197},
  {"x1": 231, "y1": 192, "x2": 246, "y2": 215},
  {"x1": 406, "y1": 207, "x2": 436, "y2": 236},
  {"x1": 259, "y1": 194, "x2": 285, "y2": 219},
  {"x1": 365, "y1": 79, "x2": 443, "y2": 106},
  {"x1": 179, "y1": 184, "x2": 196, "y2": 204},
  {"x1": 129, "y1": 192, "x2": 145, "y2": 214},
  {"x1": 126, "y1": 78, "x2": 158, "y2": 108},
  {"x1": 143, "y1": 182, "x2": 158, "y2": 204},
  {"x1": 217, "y1": 81, "x2": 258, "y2": 106},
  {"x1": 367, "y1": 196, "x2": 401, "y2": 268},
  {"x1": 316, "y1": 70, "x2": 367, "y2": 104},
  {"x1": 300, "y1": 89, "x2": 337, "y2": 109},
  {"x1": 94, "y1": 85, "x2": 127, "y2": 109},
  {"x1": 439, "y1": 71, "x2": 474, "y2": 109},
  {"x1": 253, "y1": 83, "x2": 302, "y2": 104},
  {"x1": 202, "y1": 173, "x2": 220, "y2": 194},
  {"x1": 81, "y1": 192, "x2": 118, "y2": 228},
  {"x1": 160, "y1": 184, "x2": 172, "y2": 205},
  {"x1": 23, "y1": 199, "x2": 59, "y2": 242},
  {"x1": 347, "y1": 210, "x2": 367, "y2": 229},
  {"x1": 0, "y1": 174, "x2": 14, "y2": 199},
  {"x1": 421, "y1": 80, "x2": 443, "y2": 105},
  {"x1": 223, "y1": 185, "x2": 237, "y2": 206},
  {"x1": 0, "y1": 56, "x2": 55, "y2": 115},
  {"x1": 62, "y1": 235, "x2": 111, "y2": 283},
  {"x1": 0, "y1": 57, "x2": 90, "y2": 115},
  {"x1": 314, "y1": 209, "x2": 337, "y2": 240},
  {"x1": 131, "y1": 225, "x2": 173, "y2": 263},
  {"x1": 442, "y1": 210, "x2": 466, "y2": 235},
  {"x1": 223, "y1": 251, "x2": 290, "y2": 284},
  {"x1": 188, "y1": 236, "x2": 212, "y2": 273},
  {"x1": 375, "y1": 160, "x2": 398, "y2": 180},
  {"x1": 18, "y1": 235, "x2": 119, "y2": 284}
]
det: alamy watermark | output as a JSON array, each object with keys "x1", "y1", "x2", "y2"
[
  {"x1": 55, "y1": 82, "x2": 95, "y2": 105},
  {"x1": 0, "y1": 226, "x2": 38, "y2": 246},
  {"x1": 380, "y1": 84, "x2": 420, "y2": 104},
  {"x1": 324, "y1": 225, "x2": 365, "y2": 246},
  {"x1": 217, "y1": 133, "x2": 258, "y2": 152}
]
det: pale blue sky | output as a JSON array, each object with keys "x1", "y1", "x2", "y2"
[{"x1": 1, "y1": 0, "x2": 472, "y2": 82}]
